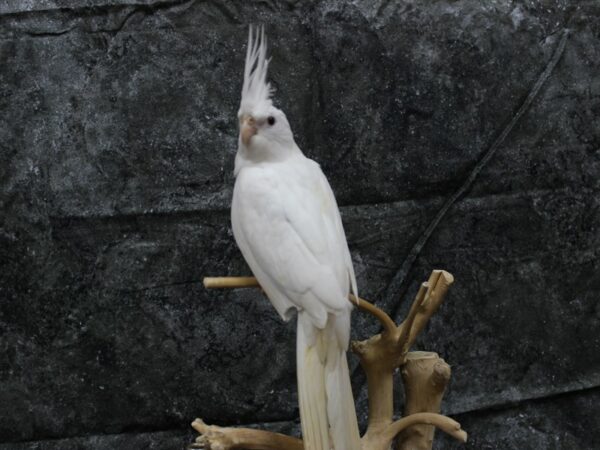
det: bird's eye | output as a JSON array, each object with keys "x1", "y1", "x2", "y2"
[{"x1": 267, "y1": 116, "x2": 276, "y2": 126}]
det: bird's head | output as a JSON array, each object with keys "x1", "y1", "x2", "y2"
[{"x1": 236, "y1": 26, "x2": 296, "y2": 168}]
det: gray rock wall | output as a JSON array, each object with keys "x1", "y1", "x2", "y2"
[{"x1": 0, "y1": 0, "x2": 598, "y2": 448}]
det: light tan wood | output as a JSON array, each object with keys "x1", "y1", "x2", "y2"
[
  {"x1": 350, "y1": 293, "x2": 397, "y2": 334},
  {"x1": 388, "y1": 412, "x2": 467, "y2": 444},
  {"x1": 203, "y1": 276, "x2": 259, "y2": 288},
  {"x1": 401, "y1": 270, "x2": 454, "y2": 352},
  {"x1": 190, "y1": 419, "x2": 303, "y2": 449},
  {"x1": 397, "y1": 352, "x2": 453, "y2": 449},
  {"x1": 193, "y1": 270, "x2": 467, "y2": 450}
]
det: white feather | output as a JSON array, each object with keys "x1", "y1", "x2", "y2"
[
  {"x1": 297, "y1": 312, "x2": 329, "y2": 450},
  {"x1": 239, "y1": 25, "x2": 273, "y2": 116}
]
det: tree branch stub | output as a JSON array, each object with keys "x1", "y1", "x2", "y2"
[
  {"x1": 397, "y1": 352, "x2": 454, "y2": 450},
  {"x1": 399, "y1": 270, "x2": 454, "y2": 352},
  {"x1": 190, "y1": 419, "x2": 303, "y2": 450}
]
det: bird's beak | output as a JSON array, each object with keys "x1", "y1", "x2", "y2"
[{"x1": 241, "y1": 116, "x2": 257, "y2": 147}]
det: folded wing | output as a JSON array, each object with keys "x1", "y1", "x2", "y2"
[{"x1": 231, "y1": 159, "x2": 355, "y2": 332}]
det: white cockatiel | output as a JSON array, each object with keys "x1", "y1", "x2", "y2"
[{"x1": 230, "y1": 26, "x2": 361, "y2": 450}]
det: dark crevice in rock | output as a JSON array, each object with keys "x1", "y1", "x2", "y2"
[
  {"x1": 453, "y1": 383, "x2": 600, "y2": 419},
  {"x1": 4, "y1": 385, "x2": 599, "y2": 446},
  {"x1": 381, "y1": 29, "x2": 570, "y2": 311},
  {"x1": 448, "y1": 381, "x2": 600, "y2": 417},
  {"x1": 0, "y1": 0, "x2": 196, "y2": 18},
  {"x1": 349, "y1": 27, "x2": 573, "y2": 387},
  {"x1": 21, "y1": 27, "x2": 76, "y2": 37},
  {"x1": 0, "y1": 418, "x2": 298, "y2": 446},
  {"x1": 46, "y1": 183, "x2": 600, "y2": 223},
  {"x1": 117, "y1": 278, "x2": 203, "y2": 293},
  {"x1": 2, "y1": 426, "x2": 185, "y2": 445}
]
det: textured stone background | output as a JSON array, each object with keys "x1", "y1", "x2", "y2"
[{"x1": 1, "y1": 0, "x2": 599, "y2": 449}]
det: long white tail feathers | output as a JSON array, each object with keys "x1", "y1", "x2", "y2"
[
  {"x1": 297, "y1": 316, "x2": 329, "y2": 450},
  {"x1": 325, "y1": 328, "x2": 361, "y2": 450},
  {"x1": 297, "y1": 312, "x2": 361, "y2": 450}
]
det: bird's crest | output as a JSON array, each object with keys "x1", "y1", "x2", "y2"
[{"x1": 240, "y1": 25, "x2": 273, "y2": 115}]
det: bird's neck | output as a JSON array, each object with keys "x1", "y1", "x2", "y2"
[{"x1": 234, "y1": 141, "x2": 302, "y2": 176}]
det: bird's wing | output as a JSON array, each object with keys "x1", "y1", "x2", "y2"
[
  {"x1": 313, "y1": 161, "x2": 358, "y2": 300},
  {"x1": 231, "y1": 160, "x2": 354, "y2": 329},
  {"x1": 287, "y1": 159, "x2": 357, "y2": 299}
]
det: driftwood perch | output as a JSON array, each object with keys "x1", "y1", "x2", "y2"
[
  {"x1": 397, "y1": 352, "x2": 452, "y2": 449},
  {"x1": 193, "y1": 270, "x2": 467, "y2": 449}
]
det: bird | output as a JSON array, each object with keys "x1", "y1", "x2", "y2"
[{"x1": 230, "y1": 26, "x2": 361, "y2": 450}]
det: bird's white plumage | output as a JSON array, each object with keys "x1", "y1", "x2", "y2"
[
  {"x1": 231, "y1": 25, "x2": 361, "y2": 450},
  {"x1": 232, "y1": 155, "x2": 355, "y2": 340}
]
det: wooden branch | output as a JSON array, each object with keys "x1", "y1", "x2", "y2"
[
  {"x1": 352, "y1": 270, "x2": 456, "y2": 450},
  {"x1": 204, "y1": 277, "x2": 259, "y2": 289},
  {"x1": 398, "y1": 270, "x2": 454, "y2": 352},
  {"x1": 190, "y1": 419, "x2": 303, "y2": 450},
  {"x1": 397, "y1": 282, "x2": 428, "y2": 355},
  {"x1": 397, "y1": 352, "x2": 456, "y2": 450},
  {"x1": 386, "y1": 412, "x2": 467, "y2": 444},
  {"x1": 350, "y1": 293, "x2": 396, "y2": 334},
  {"x1": 197, "y1": 271, "x2": 465, "y2": 450},
  {"x1": 203, "y1": 276, "x2": 396, "y2": 334},
  {"x1": 352, "y1": 330, "x2": 400, "y2": 442}
]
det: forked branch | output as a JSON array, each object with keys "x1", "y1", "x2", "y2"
[
  {"x1": 196, "y1": 270, "x2": 466, "y2": 450},
  {"x1": 204, "y1": 276, "x2": 396, "y2": 334}
]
